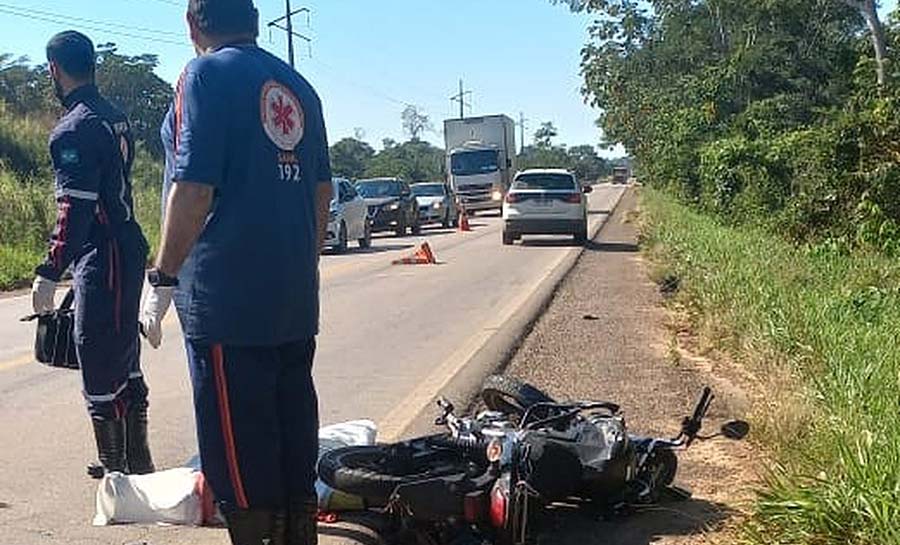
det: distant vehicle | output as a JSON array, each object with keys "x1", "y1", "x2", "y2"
[
  {"x1": 612, "y1": 166, "x2": 630, "y2": 184},
  {"x1": 444, "y1": 115, "x2": 517, "y2": 214},
  {"x1": 411, "y1": 182, "x2": 458, "y2": 228},
  {"x1": 326, "y1": 177, "x2": 370, "y2": 253},
  {"x1": 502, "y1": 169, "x2": 592, "y2": 246},
  {"x1": 356, "y1": 177, "x2": 421, "y2": 237}
]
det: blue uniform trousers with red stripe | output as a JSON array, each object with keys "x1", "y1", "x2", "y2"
[
  {"x1": 74, "y1": 225, "x2": 149, "y2": 420},
  {"x1": 185, "y1": 338, "x2": 319, "y2": 512}
]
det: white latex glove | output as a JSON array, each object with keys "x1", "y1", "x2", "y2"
[
  {"x1": 140, "y1": 284, "x2": 175, "y2": 349},
  {"x1": 31, "y1": 276, "x2": 57, "y2": 314}
]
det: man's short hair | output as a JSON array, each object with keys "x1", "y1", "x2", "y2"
[
  {"x1": 46, "y1": 31, "x2": 95, "y2": 81},
  {"x1": 189, "y1": 0, "x2": 259, "y2": 38}
]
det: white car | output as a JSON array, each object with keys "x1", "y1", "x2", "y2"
[
  {"x1": 326, "y1": 177, "x2": 371, "y2": 252},
  {"x1": 502, "y1": 169, "x2": 592, "y2": 246}
]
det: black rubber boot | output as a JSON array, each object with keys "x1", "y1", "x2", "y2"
[
  {"x1": 88, "y1": 418, "x2": 126, "y2": 479},
  {"x1": 125, "y1": 404, "x2": 155, "y2": 475},
  {"x1": 224, "y1": 509, "x2": 287, "y2": 545},
  {"x1": 285, "y1": 499, "x2": 318, "y2": 545}
]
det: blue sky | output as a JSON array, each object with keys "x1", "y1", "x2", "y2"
[{"x1": 0, "y1": 1, "x2": 897, "y2": 154}]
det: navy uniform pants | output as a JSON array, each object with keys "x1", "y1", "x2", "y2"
[
  {"x1": 73, "y1": 226, "x2": 149, "y2": 420},
  {"x1": 185, "y1": 338, "x2": 319, "y2": 512}
]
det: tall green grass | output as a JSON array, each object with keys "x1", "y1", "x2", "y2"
[
  {"x1": 640, "y1": 189, "x2": 900, "y2": 545},
  {"x1": 0, "y1": 106, "x2": 162, "y2": 290}
]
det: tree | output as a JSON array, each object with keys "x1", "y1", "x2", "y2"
[
  {"x1": 401, "y1": 105, "x2": 432, "y2": 141},
  {"x1": 534, "y1": 122, "x2": 558, "y2": 148},
  {"x1": 366, "y1": 139, "x2": 444, "y2": 181},
  {"x1": 567, "y1": 145, "x2": 610, "y2": 182},
  {"x1": 95, "y1": 44, "x2": 172, "y2": 158},
  {"x1": 0, "y1": 55, "x2": 55, "y2": 116},
  {"x1": 842, "y1": 0, "x2": 887, "y2": 87},
  {"x1": 330, "y1": 137, "x2": 375, "y2": 179}
]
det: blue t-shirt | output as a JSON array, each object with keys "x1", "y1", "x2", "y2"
[{"x1": 161, "y1": 44, "x2": 331, "y2": 345}]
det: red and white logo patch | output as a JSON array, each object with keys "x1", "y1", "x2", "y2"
[{"x1": 260, "y1": 80, "x2": 305, "y2": 151}]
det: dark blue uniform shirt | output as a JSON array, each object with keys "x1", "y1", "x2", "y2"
[
  {"x1": 37, "y1": 84, "x2": 142, "y2": 282},
  {"x1": 162, "y1": 44, "x2": 331, "y2": 346}
]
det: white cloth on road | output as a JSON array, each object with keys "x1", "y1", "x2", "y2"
[{"x1": 93, "y1": 420, "x2": 377, "y2": 526}]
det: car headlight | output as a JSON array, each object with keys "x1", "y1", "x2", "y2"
[
  {"x1": 388, "y1": 203, "x2": 400, "y2": 211},
  {"x1": 492, "y1": 191, "x2": 503, "y2": 201},
  {"x1": 433, "y1": 202, "x2": 442, "y2": 209}
]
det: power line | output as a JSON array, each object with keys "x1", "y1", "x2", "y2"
[
  {"x1": 0, "y1": 3, "x2": 183, "y2": 37},
  {"x1": 0, "y1": 5, "x2": 187, "y2": 46}
]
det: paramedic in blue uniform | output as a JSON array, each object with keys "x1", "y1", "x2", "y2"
[
  {"x1": 31, "y1": 31, "x2": 155, "y2": 478},
  {"x1": 140, "y1": 1, "x2": 332, "y2": 543}
]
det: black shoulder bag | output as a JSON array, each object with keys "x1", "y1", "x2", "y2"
[{"x1": 20, "y1": 289, "x2": 79, "y2": 370}]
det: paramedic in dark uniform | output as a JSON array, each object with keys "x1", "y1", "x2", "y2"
[
  {"x1": 140, "y1": 1, "x2": 332, "y2": 543},
  {"x1": 31, "y1": 31, "x2": 154, "y2": 478}
]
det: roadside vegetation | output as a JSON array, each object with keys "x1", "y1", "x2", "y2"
[
  {"x1": 641, "y1": 189, "x2": 900, "y2": 544},
  {"x1": 550, "y1": 1, "x2": 900, "y2": 542}
]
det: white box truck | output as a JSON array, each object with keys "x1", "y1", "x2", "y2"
[{"x1": 444, "y1": 115, "x2": 517, "y2": 213}]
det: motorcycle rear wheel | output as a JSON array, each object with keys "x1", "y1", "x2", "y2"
[{"x1": 318, "y1": 440, "x2": 472, "y2": 505}]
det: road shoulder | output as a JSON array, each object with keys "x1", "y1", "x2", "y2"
[{"x1": 500, "y1": 187, "x2": 759, "y2": 544}]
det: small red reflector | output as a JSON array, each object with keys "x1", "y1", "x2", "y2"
[{"x1": 464, "y1": 492, "x2": 485, "y2": 523}]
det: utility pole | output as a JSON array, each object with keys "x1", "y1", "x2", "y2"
[
  {"x1": 268, "y1": 1, "x2": 311, "y2": 69},
  {"x1": 449, "y1": 79, "x2": 472, "y2": 120},
  {"x1": 517, "y1": 111, "x2": 529, "y2": 154}
]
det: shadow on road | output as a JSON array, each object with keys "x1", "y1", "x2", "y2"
[
  {"x1": 585, "y1": 241, "x2": 639, "y2": 253},
  {"x1": 324, "y1": 243, "x2": 415, "y2": 256},
  {"x1": 519, "y1": 238, "x2": 583, "y2": 248},
  {"x1": 319, "y1": 512, "x2": 386, "y2": 545},
  {"x1": 536, "y1": 496, "x2": 734, "y2": 545}
]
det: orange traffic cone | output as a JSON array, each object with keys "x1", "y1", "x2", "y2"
[
  {"x1": 458, "y1": 207, "x2": 471, "y2": 232},
  {"x1": 392, "y1": 242, "x2": 438, "y2": 265}
]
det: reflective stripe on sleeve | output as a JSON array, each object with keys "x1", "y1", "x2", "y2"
[{"x1": 57, "y1": 188, "x2": 99, "y2": 201}]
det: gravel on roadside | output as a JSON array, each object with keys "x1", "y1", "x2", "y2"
[{"x1": 500, "y1": 188, "x2": 758, "y2": 545}]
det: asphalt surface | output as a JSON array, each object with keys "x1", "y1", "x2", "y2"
[{"x1": 0, "y1": 184, "x2": 626, "y2": 545}]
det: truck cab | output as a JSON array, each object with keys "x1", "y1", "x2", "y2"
[{"x1": 448, "y1": 144, "x2": 505, "y2": 212}]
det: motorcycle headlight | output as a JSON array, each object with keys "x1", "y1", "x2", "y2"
[{"x1": 492, "y1": 190, "x2": 503, "y2": 201}]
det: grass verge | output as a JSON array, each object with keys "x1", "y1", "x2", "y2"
[{"x1": 639, "y1": 188, "x2": 900, "y2": 545}]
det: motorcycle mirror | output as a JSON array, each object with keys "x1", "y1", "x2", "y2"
[{"x1": 721, "y1": 420, "x2": 750, "y2": 440}]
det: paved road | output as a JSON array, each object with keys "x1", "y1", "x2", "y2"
[{"x1": 0, "y1": 184, "x2": 625, "y2": 545}]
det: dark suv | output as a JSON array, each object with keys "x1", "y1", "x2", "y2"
[{"x1": 356, "y1": 178, "x2": 421, "y2": 236}]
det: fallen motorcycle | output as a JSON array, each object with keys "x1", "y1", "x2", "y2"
[{"x1": 317, "y1": 375, "x2": 749, "y2": 544}]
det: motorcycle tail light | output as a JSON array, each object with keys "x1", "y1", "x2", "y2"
[
  {"x1": 486, "y1": 439, "x2": 503, "y2": 463},
  {"x1": 489, "y1": 480, "x2": 509, "y2": 528}
]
